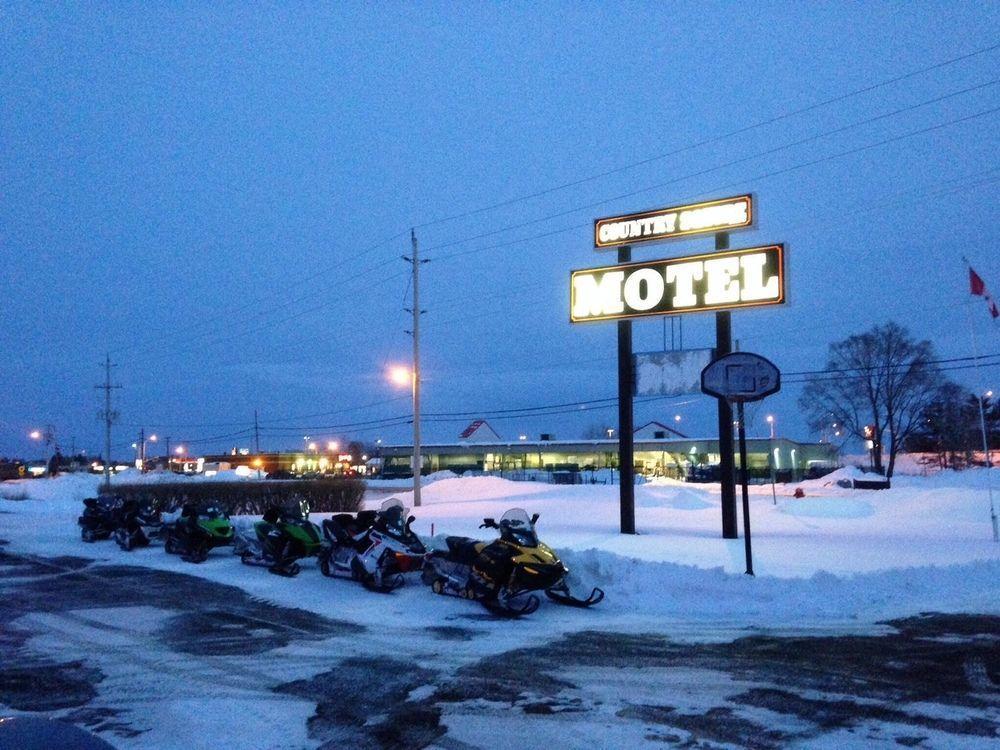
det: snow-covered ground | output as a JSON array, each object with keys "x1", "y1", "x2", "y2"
[
  {"x1": 1, "y1": 465, "x2": 998, "y2": 627},
  {"x1": 2, "y1": 465, "x2": 998, "y2": 749}
]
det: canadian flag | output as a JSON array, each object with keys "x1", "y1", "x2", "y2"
[{"x1": 969, "y1": 267, "x2": 1000, "y2": 319}]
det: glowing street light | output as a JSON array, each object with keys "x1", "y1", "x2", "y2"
[
  {"x1": 674, "y1": 414, "x2": 682, "y2": 422},
  {"x1": 29, "y1": 430, "x2": 42, "y2": 440},
  {"x1": 327, "y1": 441, "x2": 339, "y2": 452},
  {"x1": 175, "y1": 446, "x2": 185, "y2": 455},
  {"x1": 308, "y1": 442, "x2": 318, "y2": 453},
  {"x1": 766, "y1": 414, "x2": 775, "y2": 439},
  {"x1": 388, "y1": 365, "x2": 412, "y2": 387}
]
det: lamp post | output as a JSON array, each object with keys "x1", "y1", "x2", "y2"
[
  {"x1": 29, "y1": 425, "x2": 57, "y2": 476},
  {"x1": 766, "y1": 415, "x2": 777, "y2": 505},
  {"x1": 147, "y1": 434, "x2": 157, "y2": 472},
  {"x1": 388, "y1": 364, "x2": 421, "y2": 506}
]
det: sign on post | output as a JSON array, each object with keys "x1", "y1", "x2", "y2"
[
  {"x1": 571, "y1": 245, "x2": 785, "y2": 323},
  {"x1": 594, "y1": 194, "x2": 753, "y2": 249},
  {"x1": 701, "y1": 351, "x2": 782, "y2": 578},
  {"x1": 700, "y1": 352, "x2": 781, "y2": 403},
  {"x1": 634, "y1": 349, "x2": 714, "y2": 397}
]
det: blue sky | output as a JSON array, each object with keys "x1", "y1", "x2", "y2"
[{"x1": 2, "y1": 2, "x2": 999, "y2": 459}]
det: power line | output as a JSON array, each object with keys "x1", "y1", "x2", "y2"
[
  {"x1": 412, "y1": 41, "x2": 1000, "y2": 232},
  {"x1": 428, "y1": 99, "x2": 1000, "y2": 263}
]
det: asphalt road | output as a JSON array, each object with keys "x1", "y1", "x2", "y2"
[{"x1": 1, "y1": 542, "x2": 997, "y2": 749}]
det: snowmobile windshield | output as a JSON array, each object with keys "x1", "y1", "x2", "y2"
[
  {"x1": 498, "y1": 508, "x2": 538, "y2": 547},
  {"x1": 283, "y1": 498, "x2": 309, "y2": 519},
  {"x1": 377, "y1": 498, "x2": 407, "y2": 535}
]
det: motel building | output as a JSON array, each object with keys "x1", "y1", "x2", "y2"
[{"x1": 379, "y1": 420, "x2": 838, "y2": 483}]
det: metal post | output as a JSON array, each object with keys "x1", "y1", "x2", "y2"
[
  {"x1": 139, "y1": 427, "x2": 145, "y2": 472},
  {"x1": 618, "y1": 245, "x2": 635, "y2": 534},
  {"x1": 411, "y1": 229, "x2": 423, "y2": 508},
  {"x1": 715, "y1": 232, "x2": 738, "y2": 538},
  {"x1": 768, "y1": 419, "x2": 778, "y2": 505},
  {"x1": 254, "y1": 409, "x2": 261, "y2": 454},
  {"x1": 737, "y1": 401, "x2": 754, "y2": 576}
]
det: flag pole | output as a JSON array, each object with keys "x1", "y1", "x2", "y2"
[{"x1": 962, "y1": 256, "x2": 999, "y2": 542}]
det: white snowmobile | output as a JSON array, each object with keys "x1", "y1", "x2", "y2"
[{"x1": 318, "y1": 497, "x2": 427, "y2": 592}]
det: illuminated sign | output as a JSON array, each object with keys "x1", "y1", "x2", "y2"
[
  {"x1": 594, "y1": 194, "x2": 753, "y2": 248},
  {"x1": 570, "y1": 245, "x2": 785, "y2": 323}
]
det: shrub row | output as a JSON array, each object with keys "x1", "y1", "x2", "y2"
[{"x1": 101, "y1": 478, "x2": 365, "y2": 516}]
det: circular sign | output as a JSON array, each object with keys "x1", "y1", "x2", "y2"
[{"x1": 700, "y1": 352, "x2": 781, "y2": 403}]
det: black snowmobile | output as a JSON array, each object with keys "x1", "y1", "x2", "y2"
[
  {"x1": 112, "y1": 498, "x2": 164, "y2": 551},
  {"x1": 234, "y1": 499, "x2": 323, "y2": 577},
  {"x1": 163, "y1": 503, "x2": 234, "y2": 563},
  {"x1": 78, "y1": 495, "x2": 122, "y2": 542},
  {"x1": 318, "y1": 497, "x2": 427, "y2": 592},
  {"x1": 423, "y1": 508, "x2": 604, "y2": 616}
]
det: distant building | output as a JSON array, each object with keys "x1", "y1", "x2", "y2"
[
  {"x1": 379, "y1": 430, "x2": 837, "y2": 482},
  {"x1": 457, "y1": 420, "x2": 502, "y2": 443},
  {"x1": 633, "y1": 420, "x2": 687, "y2": 440}
]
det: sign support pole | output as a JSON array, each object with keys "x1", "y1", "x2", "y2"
[
  {"x1": 714, "y1": 232, "x2": 738, "y2": 539},
  {"x1": 618, "y1": 244, "x2": 636, "y2": 534},
  {"x1": 736, "y1": 400, "x2": 754, "y2": 576}
]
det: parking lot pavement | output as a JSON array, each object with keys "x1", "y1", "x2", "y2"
[{"x1": 1, "y1": 545, "x2": 997, "y2": 749}]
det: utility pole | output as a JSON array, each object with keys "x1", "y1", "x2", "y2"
[
  {"x1": 404, "y1": 229, "x2": 428, "y2": 507},
  {"x1": 254, "y1": 409, "x2": 261, "y2": 454},
  {"x1": 95, "y1": 354, "x2": 121, "y2": 491},
  {"x1": 139, "y1": 427, "x2": 145, "y2": 471}
]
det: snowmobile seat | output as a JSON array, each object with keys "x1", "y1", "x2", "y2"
[
  {"x1": 445, "y1": 536, "x2": 481, "y2": 564},
  {"x1": 355, "y1": 510, "x2": 377, "y2": 529},
  {"x1": 262, "y1": 506, "x2": 282, "y2": 525},
  {"x1": 322, "y1": 516, "x2": 354, "y2": 545}
]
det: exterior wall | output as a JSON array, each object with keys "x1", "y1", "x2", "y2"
[{"x1": 380, "y1": 438, "x2": 838, "y2": 480}]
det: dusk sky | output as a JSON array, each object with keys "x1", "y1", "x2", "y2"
[{"x1": 3, "y1": 2, "x2": 999, "y2": 460}]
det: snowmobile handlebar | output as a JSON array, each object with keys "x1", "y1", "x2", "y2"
[{"x1": 479, "y1": 518, "x2": 497, "y2": 529}]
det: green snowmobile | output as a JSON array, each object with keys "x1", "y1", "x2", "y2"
[
  {"x1": 163, "y1": 503, "x2": 234, "y2": 563},
  {"x1": 234, "y1": 498, "x2": 323, "y2": 577}
]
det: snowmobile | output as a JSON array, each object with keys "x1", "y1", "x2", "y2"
[
  {"x1": 234, "y1": 498, "x2": 323, "y2": 577},
  {"x1": 112, "y1": 498, "x2": 164, "y2": 551},
  {"x1": 163, "y1": 503, "x2": 234, "y2": 563},
  {"x1": 78, "y1": 495, "x2": 122, "y2": 542},
  {"x1": 318, "y1": 497, "x2": 427, "y2": 592},
  {"x1": 423, "y1": 508, "x2": 604, "y2": 616}
]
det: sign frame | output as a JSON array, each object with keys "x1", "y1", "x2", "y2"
[
  {"x1": 594, "y1": 194, "x2": 754, "y2": 249},
  {"x1": 570, "y1": 244, "x2": 786, "y2": 324}
]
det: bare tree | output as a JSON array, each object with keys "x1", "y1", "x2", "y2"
[
  {"x1": 906, "y1": 382, "x2": 977, "y2": 469},
  {"x1": 799, "y1": 322, "x2": 943, "y2": 478}
]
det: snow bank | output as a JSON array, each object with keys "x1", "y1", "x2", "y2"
[{"x1": 364, "y1": 469, "x2": 460, "y2": 490}]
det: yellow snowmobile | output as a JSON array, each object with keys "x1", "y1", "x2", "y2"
[{"x1": 423, "y1": 507, "x2": 604, "y2": 616}]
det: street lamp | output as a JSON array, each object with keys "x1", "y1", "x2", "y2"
[
  {"x1": 387, "y1": 363, "x2": 422, "y2": 507},
  {"x1": 674, "y1": 414, "x2": 682, "y2": 423},
  {"x1": 327, "y1": 441, "x2": 339, "y2": 452},
  {"x1": 388, "y1": 365, "x2": 411, "y2": 388},
  {"x1": 765, "y1": 415, "x2": 777, "y2": 505}
]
